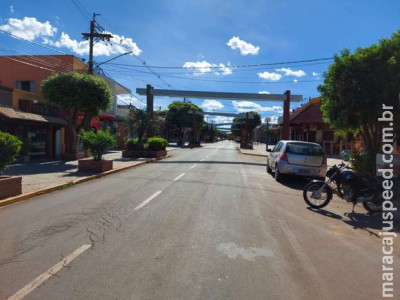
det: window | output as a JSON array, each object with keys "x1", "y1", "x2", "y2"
[
  {"x1": 16, "y1": 81, "x2": 35, "y2": 92},
  {"x1": 286, "y1": 142, "x2": 324, "y2": 156},
  {"x1": 274, "y1": 142, "x2": 283, "y2": 152}
]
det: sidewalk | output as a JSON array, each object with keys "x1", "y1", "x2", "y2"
[
  {"x1": 239, "y1": 142, "x2": 343, "y2": 167},
  {"x1": 4, "y1": 148, "x2": 179, "y2": 194}
]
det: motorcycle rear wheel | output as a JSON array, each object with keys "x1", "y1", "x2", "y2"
[
  {"x1": 303, "y1": 182, "x2": 332, "y2": 209},
  {"x1": 362, "y1": 198, "x2": 383, "y2": 213}
]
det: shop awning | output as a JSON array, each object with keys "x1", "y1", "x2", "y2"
[{"x1": 0, "y1": 106, "x2": 68, "y2": 126}]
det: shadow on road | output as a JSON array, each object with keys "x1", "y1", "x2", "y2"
[
  {"x1": 153, "y1": 160, "x2": 266, "y2": 167},
  {"x1": 266, "y1": 173, "x2": 310, "y2": 191},
  {"x1": 307, "y1": 207, "x2": 400, "y2": 236}
]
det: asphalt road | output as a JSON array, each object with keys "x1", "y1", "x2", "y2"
[{"x1": 0, "y1": 141, "x2": 398, "y2": 300}]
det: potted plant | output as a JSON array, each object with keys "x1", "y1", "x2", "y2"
[
  {"x1": 123, "y1": 137, "x2": 168, "y2": 158},
  {"x1": 78, "y1": 130, "x2": 116, "y2": 172},
  {"x1": 0, "y1": 132, "x2": 23, "y2": 199}
]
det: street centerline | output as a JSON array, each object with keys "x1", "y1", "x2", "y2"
[
  {"x1": 8, "y1": 244, "x2": 91, "y2": 300},
  {"x1": 189, "y1": 164, "x2": 198, "y2": 169},
  {"x1": 174, "y1": 173, "x2": 186, "y2": 181},
  {"x1": 134, "y1": 191, "x2": 162, "y2": 211}
]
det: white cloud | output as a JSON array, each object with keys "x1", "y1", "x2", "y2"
[
  {"x1": 269, "y1": 115, "x2": 279, "y2": 124},
  {"x1": 50, "y1": 32, "x2": 142, "y2": 57},
  {"x1": 258, "y1": 91, "x2": 271, "y2": 94},
  {"x1": 232, "y1": 101, "x2": 283, "y2": 113},
  {"x1": 275, "y1": 67, "x2": 306, "y2": 77},
  {"x1": 201, "y1": 99, "x2": 224, "y2": 112},
  {"x1": 183, "y1": 60, "x2": 232, "y2": 76},
  {"x1": 312, "y1": 72, "x2": 320, "y2": 79},
  {"x1": 257, "y1": 71, "x2": 282, "y2": 81},
  {"x1": 293, "y1": 79, "x2": 298, "y2": 83},
  {"x1": 208, "y1": 116, "x2": 234, "y2": 129},
  {"x1": 0, "y1": 17, "x2": 57, "y2": 41},
  {"x1": 0, "y1": 16, "x2": 141, "y2": 57},
  {"x1": 9, "y1": 6, "x2": 14, "y2": 13},
  {"x1": 227, "y1": 36, "x2": 260, "y2": 55}
]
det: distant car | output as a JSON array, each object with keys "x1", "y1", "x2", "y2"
[
  {"x1": 234, "y1": 136, "x2": 241, "y2": 143},
  {"x1": 266, "y1": 141, "x2": 327, "y2": 181}
]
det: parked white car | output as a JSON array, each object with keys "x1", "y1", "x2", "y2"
[{"x1": 266, "y1": 141, "x2": 327, "y2": 181}]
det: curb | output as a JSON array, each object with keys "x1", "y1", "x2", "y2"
[
  {"x1": 0, "y1": 154, "x2": 171, "y2": 208},
  {"x1": 237, "y1": 147, "x2": 268, "y2": 157}
]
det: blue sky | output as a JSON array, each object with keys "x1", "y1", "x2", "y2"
[{"x1": 0, "y1": 0, "x2": 399, "y2": 124}]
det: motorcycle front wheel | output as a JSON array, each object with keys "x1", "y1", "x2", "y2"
[{"x1": 303, "y1": 182, "x2": 332, "y2": 209}]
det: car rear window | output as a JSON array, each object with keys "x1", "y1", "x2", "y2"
[{"x1": 286, "y1": 143, "x2": 323, "y2": 156}]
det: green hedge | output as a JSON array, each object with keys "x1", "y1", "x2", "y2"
[
  {"x1": 126, "y1": 138, "x2": 147, "y2": 150},
  {"x1": 147, "y1": 137, "x2": 168, "y2": 151},
  {"x1": 81, "y1": 130, "x2": 116, "y2": 160},
  {"x1": 0, "y1": 132, "x2": 22, "y2": 172}
]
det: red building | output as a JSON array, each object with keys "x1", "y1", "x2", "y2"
[{"x1": 280, "y1": 98, "x2": 363, "y2": 155}]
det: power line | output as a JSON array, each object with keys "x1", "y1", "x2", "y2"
[
  {"x1": 70, "y1": 0, "x2": 91, "y2": 21},
  {"x1": 104, "y1": 57, "x2": 334, "y2": 69},
  {"x1": 132, "y1": 55, "x2": 173, "y2": 89},
  {"x1": 104, "y1": 68, "x2": 322, "y2": 84},
  {"x1": 105, "y1": 60, "x2": 331, "y2": 75},
  {"x1": 0, "y1": 29, "x2": 69, "y2": 55}
]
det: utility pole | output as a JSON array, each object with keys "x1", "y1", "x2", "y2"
[
  {"x1": 146, "y1": 84, "x2": 154, "y2": 137},
  {"x1": 82, "y1": 13, "x2": 113, "y2": 74},
  {"x1": 282, "y1": 90, "x2": 291, "y2": 140}
]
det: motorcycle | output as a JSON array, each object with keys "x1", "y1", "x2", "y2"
[{"x1": 302, "y1": 151, "x2": 383, "y2": 212}]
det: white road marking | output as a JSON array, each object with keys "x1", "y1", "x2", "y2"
[
  {"x1": 174, "y1": 173, "x2": 186, "y2": 181},
  {"x1": 134, "y1": 191, "x2": 162, "y2": 211},
  {"x1": 8, "y1": 244, "x2": 91, "y2": 300},
  {"x1": 200, "y1": 158, "x2": 205, "y2": 161},
  {"x1": 189, "y1": 164, "x2": 198, "y2": 169}
]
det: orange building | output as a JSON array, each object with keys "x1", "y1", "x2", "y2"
[{"x1": 0, "y1": 55, "x2": 130, "y2": 159}]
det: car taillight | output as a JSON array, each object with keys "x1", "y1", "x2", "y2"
[
  {"x1": 322, "y1": 155, "x2": 327, "y2": 165},
  {"x1": 280, "y1": 150, "x2": 288, "y2": 161}
]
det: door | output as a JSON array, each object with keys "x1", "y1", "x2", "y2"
[
  {"x1": 270, "y1": 142, "x2": 283, "y2": 168},
  {"x1": 55, "y1": 129, "x2": 61, "y2": 157}
]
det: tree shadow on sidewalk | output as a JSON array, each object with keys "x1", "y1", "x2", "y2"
[{"x1": 4, "y1": 160, "x2": 77, "y2": 176}]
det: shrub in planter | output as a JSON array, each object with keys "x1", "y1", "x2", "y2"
[
  {"x1": 81, "y1": 130, "x2": 116, "y2": 160},
  {"x1": 0, "y1": 132, "x2": 22, "y2": 173},
  {"x1": 79, "y1": 130, "x2": 116, "y2": 172},
  {"x1": 126, "y1": 137, "x2": 147, "y2": 150},
  {"x1": 123, "y1": 137, "x2": 168, "y2": 158},
  {"x1": 147, "y1": 137, "x2": 168, "y2": 151},
  {"x1": 0, "y1": 132, "x2": 23, "y2": 199}
]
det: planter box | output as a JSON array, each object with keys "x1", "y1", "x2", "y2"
[
  {"x1": 78, "y1": 159, "x2": 113, "y2": 172},
  {"x1": 122, "y1": 150, "x2": 167, "y2": 158},
  {"x1": 62, "y1": 152, "x2": 85, "y2": 161},
  {"x1": 0, "y1": 176, "x2": 22, "y2": 199}
]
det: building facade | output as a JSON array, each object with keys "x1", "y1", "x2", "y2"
[{"x1": 0, "y1": 55, "x2": 130, "y2": 159}]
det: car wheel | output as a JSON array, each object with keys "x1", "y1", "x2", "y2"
[
  {"x1": 274, "y1": 164, "x2": 282, "y2": 182},
  {"x1": 266, "y1": 159, "x2": 272, "y2": 173}
]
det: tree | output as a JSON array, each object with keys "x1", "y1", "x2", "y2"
[
  {"x1": 41, "y1": 72, "x2": 112, "y2": 153},
  {"x1": 230, "y1": 112, "x2": 262, "y2": 137},
  {"x1": 165, "y1": 101, "x2": 204, "y2": 144},
  {"x1": 0, "y1": 132, "x2": 22, "y2": 172},
  {"x1": 127, "y1": 108, "x2": 149, "y2": 144},
  {"x1": 318, "y1": 30, "x2": 400, "y2": 154}
]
